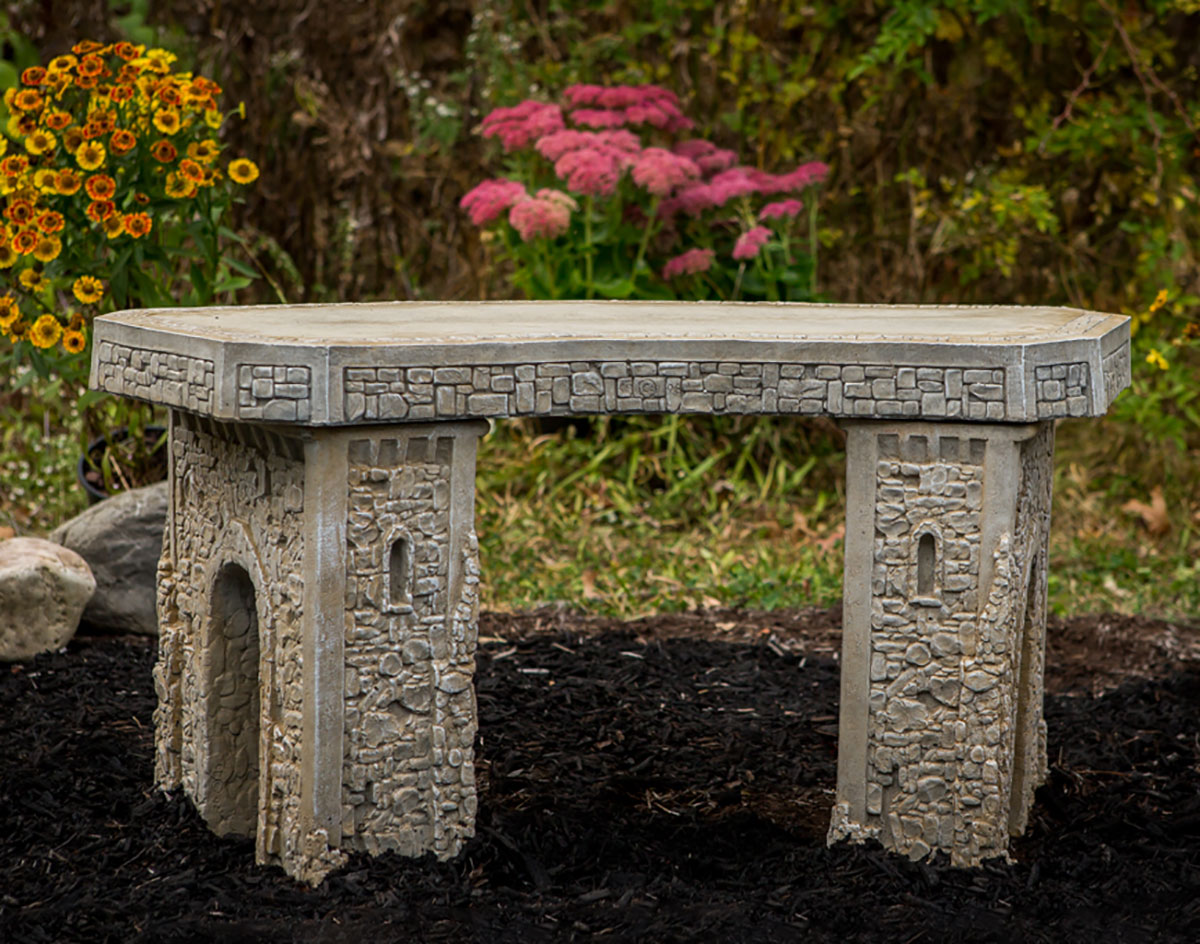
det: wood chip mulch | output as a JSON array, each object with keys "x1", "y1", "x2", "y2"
[{"x1": 3, "y1": 607, "x2": 1199, "y2": 943}]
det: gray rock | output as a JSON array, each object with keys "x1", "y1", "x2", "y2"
[
  {"x1": 51, "y1": 481, "x2": 167, "y2": 635},
  {"x1": 0, "y1": 537, "x2": 96, "y2": 661}
]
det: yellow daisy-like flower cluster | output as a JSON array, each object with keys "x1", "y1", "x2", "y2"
[{"x1": 0, "y1": 40, "x2": 260, "y2": 357}]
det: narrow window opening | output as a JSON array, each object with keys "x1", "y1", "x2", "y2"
[
  {"x1": 389, "y1": 535, "x2": 411, "y2": 607},
  {"x1": 917, "y1": 533, "x2": 936, "y2": 596}
]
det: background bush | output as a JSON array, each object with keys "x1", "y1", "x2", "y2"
[{"x1": 4, "y1": 0, "x2": 1198, "y2": 616}]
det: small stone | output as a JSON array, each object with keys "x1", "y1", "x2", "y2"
[
  {"x1": 964, "y1": 670, "x2": 997, "y2": 693},
  {"x1": 51, "y1": 481, "x2": 168, "y2": 635},
  {"x1": 930, "y1": 632, "x2": 961, "y2": 657},
  {"x1": 0, "y1": 538, "x2": 96, "y2": 661},
  {"x1": 904, "y1": 642, "x2": 931, "y2": 666}
]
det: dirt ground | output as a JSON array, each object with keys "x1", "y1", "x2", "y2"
[{"x1": 3, "y1": 606, "x2": 1199, "y2": 943}]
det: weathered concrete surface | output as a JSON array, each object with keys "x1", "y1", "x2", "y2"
[
  {"x1": 87, "y1": 301, "x2": 1133, "y2": 885},
  {"x1": 0, "y1": 537, "x2": 96, "y2": 661},
  {"x1": 91, "y1": 302, "x2": 1130, "y2": 425},
  {"x1": 51, "y1": 482, "x2": 168, "y2": 636},
  {"x1": 829, "y1": 420, "x2": 1054, "y2": 865}
]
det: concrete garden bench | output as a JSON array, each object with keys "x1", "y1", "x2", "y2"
[{"x1": 90, "y1": 301, "x2": 1130, "y2": 884}]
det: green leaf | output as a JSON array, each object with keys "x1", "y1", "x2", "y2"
[{"x1": 591, "y1": 277, "x2": 635, "y2": 299}]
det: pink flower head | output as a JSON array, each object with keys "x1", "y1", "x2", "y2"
[
  {"x1": 595, "y1": 129, "x2": 642, "y2": 158},
  {"x1": 759, "y1": 199, "x2": 804, "y2": 221},
  {"x1": 758, "y1": 161, "x2": 831, "y2": 194},
  {"x1": 732, "y1": 225, "x2": 772, "y2": 261},
  {"x1": 708, "y1": 166, "x2": 770, "y2": 202},
  {"x1": 562, "y1": 84, "x2": 605, "y2": 108},
  {"x1": 535, "y1": 129, "x2": 596, "y2": 161},
  {"x1": 480, "y1": 100, "x2": 565, "y2": 152},
  {"x1": 673, "y1": 140, "x2": 738, "y2": 174},
  {"x1": 570, "y1": 108, "x2": 628, "y2": 129},
  {"x1": 624, "y1": 99, "x2": 692, "y2": 133},
  {"x1": 460, "y1": 177, "x2": 528, "y2": 225},
  {"x1": 662, "y1": 247, "x2": 715, "y2": 279},
  {"x1": 554, "y1": 147, "x2": 621, "y2": 196},
  {"x1": 595, "y1": 85, "x2": 646, "y2": 109},
  {"x1": 533, "y1": 188, "x2": 578, "y2": 210},
  {"x1": 509, "y1": 192, "x2": 574, "y2": 241},
  {"x1": 631, "y1": 147, "x2": 700, "y2": 196}
]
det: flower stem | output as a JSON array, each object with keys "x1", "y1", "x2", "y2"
[
  {"x1": 584, "y1": 195, "x2": 594, "y2": 299},
  {"x1": 808, "y1": 194, "x2": 819, "y2": 297},
  {"x1": 632, "y1": 195, "x2": 661, "y2": 286}
]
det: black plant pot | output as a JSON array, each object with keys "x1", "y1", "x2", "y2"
[{"x1": 77, "y1": 425, "x2": 168, "y2": 504}]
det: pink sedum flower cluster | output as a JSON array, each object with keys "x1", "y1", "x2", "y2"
[
  {"x1": 562, "y1": 84, "x2": 692, "y2": 133},
  {"x1": 463, "y1": 83, "x2": 829, "y2": 291},
  {"x1": 662, "y1": 247, "x2": 715, "y2": 278},
  {"x1": 509, "y1": 188, "x2": 578, "y2": 241},
  {"x1": 732, "y1": 225, "x2": 772, "y2": 260},
  {"x1": 460, "y1": 178, "x2": 528, "y2": 225},
  {"x1": 631, "y1": 147, "x2": 700, "y2": 196},
  {"x1": 480, "y1": 100, "x2": 565, "y2": 152},
  {"x1": 759, "y1": 198, "x2": 805, "y2": 221}
]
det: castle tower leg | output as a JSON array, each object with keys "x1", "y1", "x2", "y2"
[{"x1": 829, "y1": 420, "x2": 1054, "y2": 864}]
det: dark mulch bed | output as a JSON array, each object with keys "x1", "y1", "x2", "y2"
[{"x1": 3, "y1": 607, "x2": 1199, "y2": 943}]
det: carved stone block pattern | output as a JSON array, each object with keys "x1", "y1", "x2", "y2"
[
  {"x1": 343, "y1": 362, "x2": 1009, "y2": 422},
  {"x1": 94, "y1": 341, "x2": 214, "y2": 412},
  {"x1": 155, "y1": 411, "x2": 310, "y2": 875},
  {"x1": 828, "y1": 423, "x2": 1054, "y2": 865},
  {"x1": 237, "y1": 364, "x2": 312, "y2": 422},
  {"x1": 1034, "y1": 362, "x2": 1090, "y2": 418},
  {"x1": 340, "y1": 432, "x2": 478, "y2": 861},
  {"x1": 1102, "y1": 344, "x2": 1131, "y2": 409}
]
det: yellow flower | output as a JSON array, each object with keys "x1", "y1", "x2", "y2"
[
  {"x1": 164, "y1": 172, "x2": 195, "y2": 199},
  {"x1": 0, "y1": 137, "x2": 6, "y2": 158},
  {"x1": 6, "y1": 114, "x2": 36, "y2": 138},
  {"x1": 24, "y1": 129, "x2": 56, "y2": 156},
  {"x1": 0, "y1": 295, "x2": 19, "y2": 329},
  {"x1": 0, "y1": 245, "x2": 16, "y2": 269},
  {"x1": 1145, "y1": 348, "x2": 1169, "y2": 371},
  {"x1": 29, "y1": 314, "x2": 62, "y2": 349},
  {"x1": 228, "y1": 158, "x2": 259, "y2": 185},
  {"x1": 47, "y1": 54, "x2": 77, "y2": 73},
  {"x1": 33, "y1": 234, "x2": 62, "y2": 262},
  {"x1": 102, "y1": 214, "x2": 125, "y2": 239},
  {"x1": 19, "y1": 268, "x2": 47, "y2": 291},
  {"x1": 153, "y1": 108, "x2": 181, "y2": 135},
  {"x1": 73, "y1": 275, "x2": 105, "y2": 304},
  {"x1": 76, "y1": 140, "x2": 106, "y2": 170},
  {"x1": 32, "y1": 168, "x2": 58, "y2": 193},
  {"x1": 186, "y1": 139, "x2": 219, "y2": 163},
  {"x1": 1149, "y1": 289, "x2": 1169, "y2": 313},
  {"x1": 62, "y1": 327, "x2": 87, "y2": 353},
  {"x1": 203, "y1": 108, "x2": 223, "y2": 130},
  {"x1": 140, "y1": 48, "x2": 177, "y2": 73}
]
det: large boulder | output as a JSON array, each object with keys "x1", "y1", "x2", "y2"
[
  {"x1": 51, "y1": 481, "x2": 168, "y2": 636},
  {"x1": 0, "y1": 537, "x2": 96, "y2": 661}
]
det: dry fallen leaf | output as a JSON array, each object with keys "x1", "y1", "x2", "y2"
[
  {"x1": 1121, "y1": 486, "x2": 1170, "y2": 536},
  {"x1": 580, "y1": 570, "x2": 602, "y2": 600},
  {"x1": 0, "y1": 526, "x2": 15, "y2": 541}
]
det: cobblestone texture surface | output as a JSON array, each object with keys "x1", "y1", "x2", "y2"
[
  {"x1": 94, "y1": 342, "x2": 214, "y2": 413},
  {"x1": 341, "y1": 432, "x2": 479, "y2": 862},
  {"x1": 342, "y1": 361, "x2": 1014, "y2": 422},
  {"x1": 236, "y1": 364, "x2": 312, "y2": 422},
  {"x1": 829, "y1": 423, "x2": 1054, "y2": 865},
  {"x1": 1034, "y1": 362, "x2": 1090, "y2": 419},
  {"x1": 154, "y1": 413, "x2": 323, "y2": 880}
]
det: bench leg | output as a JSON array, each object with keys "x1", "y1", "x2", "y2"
[{"x1": 829, "y1": 420, "x2": 1054, "y2": 864}]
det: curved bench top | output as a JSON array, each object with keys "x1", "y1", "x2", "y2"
[{"x1": 91, "y1": 301, "x2": 1130, "y2": 426}]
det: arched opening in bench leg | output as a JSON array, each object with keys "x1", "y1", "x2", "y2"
[{"x1": 202, "y1": 562, "x2": 262, "y2": 839}]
